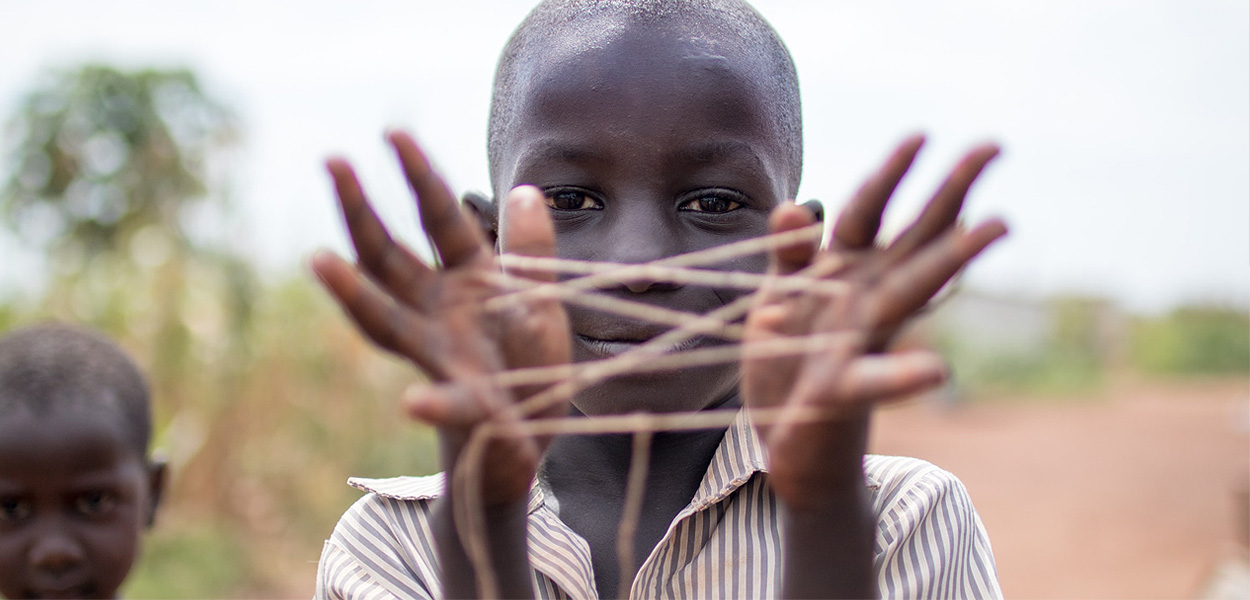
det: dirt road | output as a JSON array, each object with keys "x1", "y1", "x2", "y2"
[{"x1": 869, "y1": 377, "x2": 1249, "y2": 599}]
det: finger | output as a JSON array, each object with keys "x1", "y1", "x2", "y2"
[
  {"x1": 499, "y1": 186, "x2": 558, "y2": 283},
  {"x1": 388, "y1": 130, "x2": 490, "y2": 269},
  {"x1": 887, "y1": 143, "x2": 1000, "y2": 259},
  {"x1": 767, "y1": 201, "x2": 820, "y2": 276},
  {"x1": 870, "y1": 218, "x2": 1008, "y2": 333},
  {"x1": 831, "y1": 134, "x2": 925, "y2": 250},
  {"x1": 497, "y1": 186, "x2": 573, "y2": 404},
  {"x1": 831, "y1": 351, "x2": 947, "y2": 405},
  {"x1": 403, "y1": 382, "x2": 488, "y2": 430},
  {"x1": 310, "y1": 250, "x2": 445, "y2": 378},
  {"x1": 326, "y1": 158, "x2": 434, "y2": 307},
  {"x1": 742, "y1": 303, "x2": 794, "y2": 414},
  {"x1": 748, "y1": 202, "x2": 823, "y2": 342},
  {"x1": 797, "y1": 199, "x2": 824, "y2": 223}
]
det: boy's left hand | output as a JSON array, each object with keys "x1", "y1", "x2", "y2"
[{"x1": 742, "y1": 136, "x2": 1007, "y2": 510}]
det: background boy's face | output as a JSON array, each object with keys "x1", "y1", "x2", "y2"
[
  {"x1": 0, "y1": 407, "x2": 160, "y2": 599},
  {"x1": 495, "y1": 22, "x2": 795, "y2": 416}
]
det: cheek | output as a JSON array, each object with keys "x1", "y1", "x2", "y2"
[
  {"x1": 709, "y1": 250, "x2": 770, "y2": 306},
  {"x1": 0, "y1": 536, "x2": 25, "y2": 598},
  {"x1": 550, "y1": 224, "x2": 593, "y2": 262},
  {"x1": 84, "y1": 511, "x2": 145, "y2": 594}
]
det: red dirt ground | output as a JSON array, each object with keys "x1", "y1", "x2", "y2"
[{"x1": 869, "y1": 377, "x2": 1250, "y2": 599}]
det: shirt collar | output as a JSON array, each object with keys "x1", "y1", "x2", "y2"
[
  {"x1": 685, "y1": 409, "x2": 769, "y2": 513},
  {"x1": 349, "y1": 408, "x2": 877, "y2": 510},
  {"x1": 349, "y1": 473, "x2": 549, "y2": 516}
]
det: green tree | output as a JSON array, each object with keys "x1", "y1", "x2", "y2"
[
  {"x1": 1, "y1": 64, "x2": 254, "y2": 388},
  {"x1": 1131, "y1": 306, "x2": 1250, "y2": 375},
  {"x1": 3, "y1": 64, "x2": 236, "y2": 259}
]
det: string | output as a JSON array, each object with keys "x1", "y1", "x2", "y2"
[{"x1": 436, "y1": 223, "x2": 870, "y2": 598}]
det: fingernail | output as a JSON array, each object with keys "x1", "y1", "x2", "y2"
[
  {"x1": 513, "y1": 186, "x2": 542, "y2": 209},
  {"x1": 987, "y1": 219, "x2": 1009, "y2": 239}
]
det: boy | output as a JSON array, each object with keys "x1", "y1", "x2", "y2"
[
  {"x1": 0, "y1": 324, "x2": 166, "y2": 600},
  {"x1": 314, "y1": 0, "x2": 1006, "y2": 597}
]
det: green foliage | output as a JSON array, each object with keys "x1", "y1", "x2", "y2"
[
  {"x1": 1130, "y1": 306, "x2": 1250, "y2": 375},
  {"x1": 937, "y1": 295, "x2": 1249, "y2": 398},
  {"x1": 936, "y1": 295, "x2": 1107, "y2": 396},
  {"x1": 122, "y1": 523, "x2": 251, "y2": 599},
  {"x1": 2, "y1": 64, "x2": 236, "y2": 258}
]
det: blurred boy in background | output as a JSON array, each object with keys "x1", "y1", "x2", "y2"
[{"x1": 0, "y1": 324, "x2": 165, "y2": 600}]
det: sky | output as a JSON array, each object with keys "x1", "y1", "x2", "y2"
[{"x1": 1, "y1": 0, "x2": 1247, "y2": 314}]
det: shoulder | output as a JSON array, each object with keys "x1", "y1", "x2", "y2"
[
  {"x1": 327, "y1": 474, "x2": 445, "y2": 550},
  {"x1": 348, "y1": 473, "x2": 446, "y2": 500},
  {"x1": 315, "y1": 475, "x2": 445, "y2": 600},
  {"x1": 864, "y1": 454, "x2": 968, "y2": 507},
  {"x1": 863, "y1": 453, "x2": 979, "y2": 536},
  {"x1": 864, "y1": 455, "x2": 1002, "y2": 598}
]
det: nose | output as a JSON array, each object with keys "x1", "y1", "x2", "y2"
[
  {"x1": 601, "y1": 199, "x2": 684, "y2": 294},
  {"x1": 29, "y1": 529, "x2": 85, "y2": 573},
  {"x1": 613, "y1": 239, "x2": 683, "y2": 294},
  {"x1": 622, "y1": 278, "x2": 661, "y2": 294}
]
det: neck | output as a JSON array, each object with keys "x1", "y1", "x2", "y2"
[
  {"x1": 540, "y1": 394, "x2": 741, "y2": 490},
  {"x1": 537, "y1": 397, "x2": 741, "y2": 599},
  {"x1": 541, "y1": 426, "x2": 727, "y2": 490}
]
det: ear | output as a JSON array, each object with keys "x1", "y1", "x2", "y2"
[
  {"x1": 462, "y1": 190, "x2": 499, "y2": 251},
  {"x1": 144, "y1": 456, "x2": 168, "y2": 528}
]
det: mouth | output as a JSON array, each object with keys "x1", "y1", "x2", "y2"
[
  {"x1": 575, "y1": 332, "x2": 702, "y2": 359},
  {"x1": 25, "y1": 583, "x2": 95, "y2": 599}
]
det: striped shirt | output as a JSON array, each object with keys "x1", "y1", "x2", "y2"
[{"x1": 316, "y1": 411, "x2": 1001, "y2": 599}]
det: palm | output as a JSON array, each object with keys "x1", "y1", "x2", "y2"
[{"x1": 742, "y1": 137, "x2": 1007, "y2": 507}]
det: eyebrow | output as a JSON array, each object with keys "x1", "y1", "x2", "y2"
[
  {"x1": 671, "y1": 139, "x2": 763, "y2": 167},
  {"x1": 514, "y1": 139, "x2": 608, "y2": 169}
]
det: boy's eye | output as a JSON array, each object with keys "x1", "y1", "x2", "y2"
[
  {"x1": 544, "y1": 189, "x2": 602, "y2": 211},
  {"x1": 0, "y1": 498, "x2": 32, "y2": 522},
  {"x1": 74, "y1": 491, "x2": 118, "y2": 517},
  {"x1": 679, "y1": 193, "x2": 743, "y2": 214}
]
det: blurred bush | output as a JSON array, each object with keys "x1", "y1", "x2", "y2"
[
  {"x1": 929, "y1": 291, "x2": 1248, "y2": 398},
  {"x1": 1130, "y1": 306, "x2": 1250, "y2": 375},
  {"x1": 929, "y1": 294, "x2": 1111, "y2": 396}
]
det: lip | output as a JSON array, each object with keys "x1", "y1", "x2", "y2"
[
  {"x1": 575, "y1": 333, "x2": 703, "y2": 359},
  {"x1": 566, "y1": 292, "x2": 730, "y2": 360}
]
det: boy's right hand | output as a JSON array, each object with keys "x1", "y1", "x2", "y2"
[{"x1": 311, "y1": 131, "x2": 570, "y2": 506}]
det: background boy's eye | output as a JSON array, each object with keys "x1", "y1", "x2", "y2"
[
  {"x1": 679, "y1": 194, "x2": 743, "y2": 214},
  {"x1": 74, "y1": 492, "x2": 118, "y2": 517},
  {"x1": 544, "y1": 189, "x2": 602, "y2": 211},
  {"x1": 0, "y1": 498, "x2": 32, "y2": 522}
]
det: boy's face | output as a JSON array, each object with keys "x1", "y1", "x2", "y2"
[
  {"x1": 0, "y1": 407, "x2": 162, "y2": 599},
  {"x1": 495, "y1": 22, "x2": 795, "y2": 416}
]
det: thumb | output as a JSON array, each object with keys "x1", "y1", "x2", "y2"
[
  {"x1": 766, "y1": 201, "x2": 820, "y2": 276},
  {"x1": 499, "y1": 185, "x2": 557, "y2": 282}
]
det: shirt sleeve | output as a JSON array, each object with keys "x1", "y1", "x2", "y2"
[
  {"x1": 868, "y1": 456, "x2": 1003, "y2": 599},
  {"x1": 314, "y1": 493, "x2": 441, "y2": 600}
]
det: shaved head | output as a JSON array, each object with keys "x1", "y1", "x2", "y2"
[
  {"x1": 0, "y1": 324, "x2": 151, "y2": 456},
  {"x1": 488, "y1": 0, "x2": 802, "y2": 199}
]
